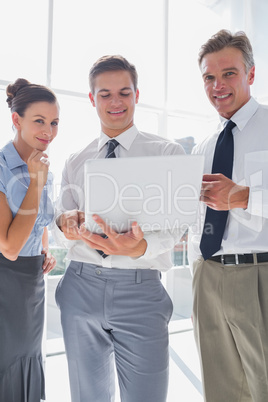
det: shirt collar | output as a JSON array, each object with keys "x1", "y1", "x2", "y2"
[
  {"x1": 219, "y1": 97, "x2": 259, "y2": 132},
  {"x1": 97, "y1": 124, "x2": 139, "y2": 152},
  {"x1": 1, "y1": 141, "x2": 27, "y2": 169}
]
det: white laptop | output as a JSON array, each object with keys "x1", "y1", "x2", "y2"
[{"x1": 84, "y1": 154, "x2": 204, "y2": 233}]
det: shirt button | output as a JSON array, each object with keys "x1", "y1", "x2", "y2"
[{"x1": 95, "y1": 269, "x2": 102, "y2": 275}]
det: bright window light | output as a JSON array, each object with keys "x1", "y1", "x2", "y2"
[{"x1": 0, "y1": 0, "x2": 48, "y2": 83}]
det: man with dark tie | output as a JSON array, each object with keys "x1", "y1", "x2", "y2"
[
  {"x1": 188, "y1": 30, "x2": 268, "y2": 402},
  {"x1": 53, "y1": 55, "x2": 184, "y2": 402}
]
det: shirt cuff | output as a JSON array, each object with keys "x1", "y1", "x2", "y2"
[
  {"x1": 50, "y1": 217, "x2": 71, "y2": 249},
  {"x1": 141, "y1": 232, "x2": 161, "y2": 260},
  {"x1": 136, "y1": 230, "x2": 180, "y2": 261},
  {"x1": 246, "y1": 186, "x2": 264, "y2": 217}
]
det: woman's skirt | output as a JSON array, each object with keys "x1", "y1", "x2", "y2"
[{"x1": 0, "y1": 253, "x2": 46, "y2": 402}]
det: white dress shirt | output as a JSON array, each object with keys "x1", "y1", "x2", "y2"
[
  {"x1": 188, "y1": 97, "x2": 268, "y2": 266},
  {"x1": 53, "y1": 125, "x2": 185, "y2": 271}
]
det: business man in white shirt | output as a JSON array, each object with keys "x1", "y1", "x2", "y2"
[
  {"x1": 188, "y1": 30, "x2": 268, "y2": 402},
  {"x1": 54, "y1": 55, "x2": 184, "y2": 402}
]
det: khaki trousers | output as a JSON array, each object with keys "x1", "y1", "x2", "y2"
[{"x1": 192, "y1": 257, "x2": 268, "y2": 402}]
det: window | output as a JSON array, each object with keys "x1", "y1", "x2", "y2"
[
  {"x1": 1, "y1": 0, "x2": 268, "y2": 346},
  {"x1": 51, "y1": 0, "x2": 166, "y2": 108},
  {"x1": 0, "y1": 1, "x2": 48, "y2": 83}
]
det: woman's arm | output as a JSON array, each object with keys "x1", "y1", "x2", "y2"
[
  {"x1": 42, "y1": 226, "x2": 49, "y2": 250},
  {"x1": 0, "y1": 150, "x2": 49, "y2": 260},
  {"x1": 41, "y1": 227, "x2": 56, "y2": 274}
]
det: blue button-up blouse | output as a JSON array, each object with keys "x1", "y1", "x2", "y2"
[{"x1": 0, "y1": 141, "x2": 54, "y2": 256}]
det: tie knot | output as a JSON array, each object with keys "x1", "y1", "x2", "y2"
[
  {"x1": 108, "y1": 139, "x2": 119, "y2": 148},
  {"x1": 105, "y1": 139, "x2": 119, "y2": 158},
  {"x1": 225, "y1": 120, "x2": 236, "y2": 132}
]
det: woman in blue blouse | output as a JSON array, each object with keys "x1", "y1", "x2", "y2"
[{"x1": 0, "y1": 78, "x2": 60, "y2": 402}]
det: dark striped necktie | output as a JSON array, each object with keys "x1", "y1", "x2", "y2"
[
  {"x1": 105, "y1": 139, "x2": 119, "y2": 158},
  {"x1": 200, "y1": 120, "x2": 236, "y2": 260},
  {"x1": 96, "y1": 139, "x2": 119, "y2": 258}
]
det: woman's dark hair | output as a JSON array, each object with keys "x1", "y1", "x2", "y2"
[{"x1": 6, "y1": 78, "x2": 57, "y2": 116}]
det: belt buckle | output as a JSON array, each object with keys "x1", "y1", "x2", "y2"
[
  {"x1": 235, "y1": 254, "x2": 239, "y2": 265},
  {"x1": 221, "y1": 254, "x2": 240, "y2": 265}
]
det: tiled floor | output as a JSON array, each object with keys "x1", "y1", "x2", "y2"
[{"x1": 45, "y1": 319, "x2": 203, "y2": 402}]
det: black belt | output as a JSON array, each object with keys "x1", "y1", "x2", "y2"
[{"x1": 209, "y1": 253, "x2": 268, "y2": 265}]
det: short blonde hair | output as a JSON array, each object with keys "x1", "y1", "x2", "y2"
[{"x1": 198, "y1": 29, "x2": 254, "y2": 72}]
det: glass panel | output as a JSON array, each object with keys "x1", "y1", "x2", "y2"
[
  {"x1": 173, "y1": 235, "x2": 189, "y2": 267},
  {"x1": 168, "y1": 0, "x2": 232, "y2": 115},
  {"x1": 247, "y1": 2, "x2": 268, "y2": 101},
  {"x1": 48, "y1": 94, "x2": 101, "y2": 188},
  {"x1": 0, "y1": 1, "x2": 48, "y2": 83},
  {"x1": 135, "y1": 108, "x2": 159, "y2": 136},
  {"x1": 0, "y1": 88, "x2": 14, "y2": 147},
  {"x1": 167, "y1": 114, "x2": 218, "y2": 148},
  {"x1": 48, "y1": 95, "x2": 161, "y2": 189},
  {"x1": 51, "y1": 0, "x2": 165, "y2": 107}
]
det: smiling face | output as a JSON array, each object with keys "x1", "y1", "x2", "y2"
[
  {"x1": 89, "y1": 70, "x2": 139, "y2": 137},
  {"x1": 12, "y1": 101, "x2": 60, "y2": 159},
  {"x1": 201, "y1": 47, "x2": 255, "y2": 119}
]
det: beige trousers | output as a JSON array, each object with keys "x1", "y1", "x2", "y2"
[{"x1": 192, "y1": 257, "x2": 268, "y2": 402}]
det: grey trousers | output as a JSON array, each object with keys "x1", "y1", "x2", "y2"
[
  {"x1": 56, "y1": 261, "x2": 173, "y2": 402},
  {"x1": 192, "y1": 257, "x2": 268, "y2": 402}
]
